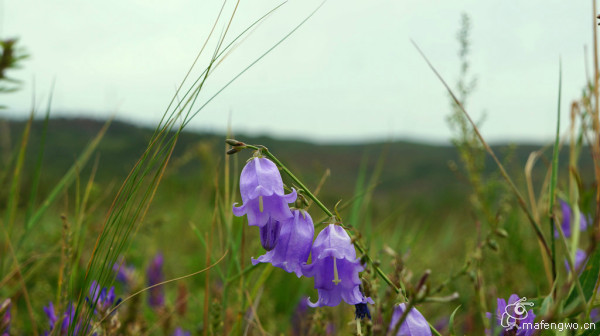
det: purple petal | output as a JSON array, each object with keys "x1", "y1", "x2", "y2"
[
  {"x1": 388, "y1": 303, "x2": 432, "y2": 336},
  {"x1": 259, "y1": 217, "x2": 282, "y2": 251},
  {"x1": 239, "y1": 158, "x2": 285, "y2": 202},
  {"x1": 252, "y1": 210, "x2": 314, "y2": 277}
]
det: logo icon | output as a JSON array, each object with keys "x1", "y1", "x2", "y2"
[{"x1": 500, "y1": 297, "x2": 534, "y2": 330}]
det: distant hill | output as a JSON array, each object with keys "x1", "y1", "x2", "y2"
[{"x1": 1, "y1": 117, "x2": 594, "y2": 218}]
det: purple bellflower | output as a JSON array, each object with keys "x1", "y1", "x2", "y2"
[
  {"x1": 486, "y1": 294, "x2": 535, "y2": 336},
  {"x1": 302, "y1": 224, "x2": 374, "y2": 310},
  {"x1": 233, "y1": 157, "x2": 297, "y2": 228},
  {"x1": 387, "y1": 303, "x2": 432, "y2": 336},
  {"x1": 0, "y1": 299, "x2": 10, "y2": 336},
  {"x1": 147, "y1": 253, "x2": 165, "y2": 309},
  {"x1": 252, "y1": 209, "x2": 314, "y2": 277},
  {"x1": 555, "y1": 199, "x2": 589, "y2": 238}
]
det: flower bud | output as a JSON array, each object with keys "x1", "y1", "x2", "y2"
[{"x1": 225, "y1": 139, "x2": 245, "y2": 146}]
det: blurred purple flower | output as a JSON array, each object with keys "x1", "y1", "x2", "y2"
[
  {"x1": 387, "y1": 303, "x2": 432, "y2": 336},
  {"x1": 591, "y1": 308, "x2": 600, "y2": 322},
  {"x1": 252, "y1": 209, "x2": 314, "y2": 277},
  {"x1": 43, "y1": 302, "x2": 58, "y2": 332},
  {"x1": 0, "y1": 299, "x2": 10, "y2": 336},
  {"x1": 291, "y1": 299, "x2": 310, "y2": 336},
  {"x1": 43, "y1": 302, "x2": 78, "y2": 336},
  {"x1": 564, "y1": 249, "x2": 587, "y2": 274},
  {"x1": 486, "y1": 294, "x2": 535, "y2": 336},
  {"x1": 113, "y1": 257, "x2": 135, "y2": 285},
  {"x1": 172, "y1": 327, "x2": 191, "y2": 336},
  {"x1": 302, "y1": 224, "x2": 373, "y2": 308},
  {"x1": 325, "y1": 322, "x2": 336, "y2": 335},
  {"x1": 233, "y1": 157, "x2": 296, "y2": 228},
  {"x1": 87, "y1": 280, "x2": 119, "y2": 314},
  {"x1": 147, "y1": 253, "x2": 165, "y2": 309},
  {"x1": 555, "y1": 200, "x2": 589, "y2": 238}
]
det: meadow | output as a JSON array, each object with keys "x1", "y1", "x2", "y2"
[{"x1": 2, "y1": 3, "x2": 600, "y2": 336}]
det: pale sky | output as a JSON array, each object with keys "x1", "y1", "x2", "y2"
[{"x1": 0, "y1": 0, "x2": 594, "y2": 143}]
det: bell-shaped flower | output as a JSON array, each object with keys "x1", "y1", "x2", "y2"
[
  {"x1": 233, "y1": 157, "x2": 297, "y2": 228},
  {"x1": 387, "y1": 303, "x2": 432, "y2": 336},
  {"x1": 252, "y1": 209, "x2": 314, "y2": 277},
  {"x1": 486, "y1": 294, "x2": 535, "y2": 336},
  {"x1": 302, "y1": 224, "x2": 373, "y2": 307}
]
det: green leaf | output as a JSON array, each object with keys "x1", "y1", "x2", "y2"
[
  {"x1": 449, "y1": 305, "x2": 461, "y2": 336},
  {"x1": 580, "y1": 322, "x2": 600, "y2": 336},
  {"x1": 565, "y1": 247, "x2": 600, "y2": 308}
]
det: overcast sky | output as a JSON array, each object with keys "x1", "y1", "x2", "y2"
[{"x1": 0, "y1": 0, "x2": 595, "y2": 143}]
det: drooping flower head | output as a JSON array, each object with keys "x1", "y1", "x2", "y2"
[
  {"x1": 555, "y1": 199, "x2": 589, "y2": 238},
  {"x1": 486, "y1": 294, "x2": 535, "y2": 336},
  {"x1": 233, "y1": 157, "x2": 297, "y2": 228},
  {"x1": 387, "y1": 303, "x2": 432, "y2": 336},
  {"x1": 252, "y1": 209, "x2": 314, "y2": 277},
  {"x1": 0, "y1": 299, "x2": 10, "y2": 336},
  {"x1": 147, "y1": 253, "x2": 165, "y2": 309},
  {"x1": 302, "y1": 224, "x2": 373, "y2": 308}
]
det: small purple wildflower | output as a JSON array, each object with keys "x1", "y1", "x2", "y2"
[
  {"x1": 591, "y1": 308, "x2": 600, "y2": 322},
  {"x1": 147, "y1": 253, "x2": 165, "y2": 309},
  {"x1": 43, "y1": 302, "x2": 78, "y2": 336},
  {"x1": 87, "y1": 280, "x2": 119, "y2": 314},
  {"x1": 486, "y1": 294, "x2": 535, "y2": 336},
  {"x1": 387, "y1": 303, "x2": 432, "y2": 336},
  {"x1": 233, "y1": 157, "x2": 297, "y2": 228},
  {"x1": 291, "y1": 299, "x2": 310, "y2": 336},
  {"x1": 172, "y1": 327, "x2": 191, "y2": 336},
  {"x1": 325, "y1": 322, "x2": 336, "y2": 335},
  {"x1": 43, "y1": 302, "x2": 58, "y2": 332},
  {"x1": 555, "y1": 199, "x2": 589, "y2": 238},
  {"x1": 0, "y1": 299, "x2": 10, "y2": 336},
  {"x1": 302, "y1": 224, "x2": 373, "y2": 308},
  {"x1": 252, "y1": 209, "x2": 314, "y2": 277},
  {"x1": 113, "y1": 256, "x2": 135, "y2": 285},
  {"x1": 564, "y1": 249, "x2": 587, "y2": 274}
]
